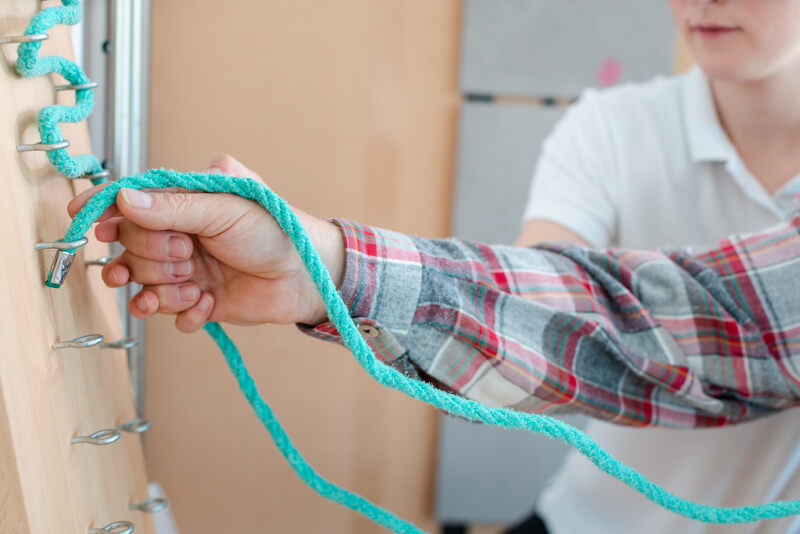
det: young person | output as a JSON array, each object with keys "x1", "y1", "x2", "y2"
[{"x1": 512, "y1": 0, "x2": 800, "y2": 532}]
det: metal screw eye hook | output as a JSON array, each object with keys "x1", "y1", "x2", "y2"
[
  {"x1": 129, "y1": 497, "x2": 168, "y2": 513},
  {"x1": 16, "y1": 139, "x2": 70, "y2": 152},
  {"x1": 53, "y1": 334, "x2": 104, "y2": 350},
  {"x1": 54, "y1": 80, "x2": 99, "y2": 92},
  {"x1": 88, "y1": 521, "x2": 134, "y2": 534},
  {"x1": 116, "y1": 418, "x2": 152, "y2": 434},
  {"x1": 0, "y1": 33, "x2": 48, "y2": 45},
  {"x1": 79, "y1": 168, "x2": 111, "y2": 181},
  {"x1": 102, "y1": 338, "x2": 139, "y2": 350},
  {"x1": 35, "y1": 237, "x2": 89, "y2": 288},
  {"x1": 86, "y1": 256, "x2": 113, "y2": 267},
  {"x1": 34, "y1": 238, "x2": 89, "y2": 251},
  {"x1": 71, "y1": 429, "x2": 120, "y2": 446}
]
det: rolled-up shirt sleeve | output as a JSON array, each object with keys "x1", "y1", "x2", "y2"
[{"x1": 299, "y1": 216, "x2": 800, "y2": 428}]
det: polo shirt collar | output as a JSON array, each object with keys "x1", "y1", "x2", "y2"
[{"x1": 682, "y1": 65, "x2": 733, "y2": 163}]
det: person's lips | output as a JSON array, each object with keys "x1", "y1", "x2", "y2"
[{"x1": 690, "y1": 23, "x2": 740, "y2": 38}]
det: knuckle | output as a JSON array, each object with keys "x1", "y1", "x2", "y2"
[
  {"x1": 165, "y1": 191, "x2": 192, "y2": 213},
  {"x1": 142, "y1": 233, "x2": 162, "y2": 259},
  {"x1": 216, "y1": 154, "x2": 237, "y2": 172},
  {"x1": 164, "y1": 192, "x2": 199, "y2": 230}
]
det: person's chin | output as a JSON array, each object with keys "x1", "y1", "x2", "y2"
[{"x1": 694, "y1": 55, "x2": 760, "y2": 84}]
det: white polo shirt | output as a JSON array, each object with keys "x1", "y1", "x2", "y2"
[{"x1": 524, "y1": 66, "x2": 800, "y2": 534}]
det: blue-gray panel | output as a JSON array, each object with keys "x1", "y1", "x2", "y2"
[
  {"x1": 436, "y1": 414, "x2": 587, "y2": 524},
  {"x1": 451, "y1": 102, "x2": 562, "y2": 245},
  {"x1": 438, "y1": 102, "x2": 587, "y2": 523},
  {"x1": 462, "y1": 0, "x2": 676, "y2": 96}
]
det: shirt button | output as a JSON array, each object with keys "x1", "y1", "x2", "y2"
[{"x1": 358, "y1": 324, "x2": 380, "y2": 338}]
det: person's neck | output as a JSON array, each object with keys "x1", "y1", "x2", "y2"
[{"x1": 710, "y1": 63, "x2": 800, "y2": 192}]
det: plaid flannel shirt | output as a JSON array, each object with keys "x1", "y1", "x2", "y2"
[{"x1": 300, "y1": 215, "x2": 800, "y2": 428}]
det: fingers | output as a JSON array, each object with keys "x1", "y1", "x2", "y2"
[
  {"x1": 102, "y1": 251, "x2": 194, "y2": 288},
  {"x1": 129, "y1": 282, "x2": 202, "y2": 318},
  {"x1": 115, "y1": 188, "x2": 246, "y2": 237},
  {"x1": 175, "y1": 292, "x2": 215, "y2": 333},
  {"x1": 128, "y1": 286, "x2": 214, "y2": 333},
  {"x1": 114, "y1": 218, "x2": 193, "y2": 261}
]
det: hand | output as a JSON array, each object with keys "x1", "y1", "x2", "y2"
[{"x1": 67, "y1": 155, "x2": 345, "y2": 332}]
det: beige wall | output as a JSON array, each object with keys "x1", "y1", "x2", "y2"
[{"x1": 145, "y1": 2, "x2": 460, "y2": 532}]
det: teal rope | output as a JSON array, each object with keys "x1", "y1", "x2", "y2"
[
  {"x1": 63, "y1": 169, "x2": 800, "y2": 530},
  {"x1": 16, "y1": 0, "x2": 105, "y2": 182}
]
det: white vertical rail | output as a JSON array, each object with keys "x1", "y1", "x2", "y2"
[{"x1": 106, "y1": 0, "x2": 152, "y2": 420}]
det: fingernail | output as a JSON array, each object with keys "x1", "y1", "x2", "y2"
[
  {"x1": 121, "y1": 188, "x2": 153, "y2": 209},
  {"x1": 178, "y1": 284, "x2": 199, "y2": 302},
  {"x1": 171, "y1": 260, "x2": 192, "y2": 277},
  {"x1": 167, "y1": 236, "x2": 189, "y2": 259},
  {"x1": 198, "y1": 293, "x2": 212, "y2": 311},
  {"x1": 110, "y1": 266, "x2": 122, "y2": 284},
  {"x1": 136, "y1": 293, "x2": 151, "y2": 312},
  {"x1": 206, "y1": 166, "x2": 223, "y2": 175}
]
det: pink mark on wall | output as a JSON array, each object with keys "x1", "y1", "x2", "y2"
[{"x1": 597, "y1": 58, "x2": 623, "y2": 87}]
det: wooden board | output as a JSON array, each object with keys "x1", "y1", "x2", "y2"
[{"x1": 0, "y1": 2, "x2": 154, "y2": 532}]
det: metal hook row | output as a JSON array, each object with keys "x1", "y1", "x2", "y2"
[
  {"x1": 86, "y1": 497, "x2": 170, "y2": 533},
  {"x1": 5, "y1": 26, "x2": 161, "y2": 533},
  {"x1": 88, "y1": 497, "x2": 169, "y2": 534},
  {"x1": 71, "y1": 418, "x2": 152, "y2": 446},
  {"x1": 16, "y1": 138, "x2": 111, "y2": 181},
  {"x1": 85, "y1": 497, "x2": 170, "y2": 534},
  {"x1": 85, "y1": 498, "x2": 170, "y2": 533},
  {"x1": 4, "y1": 33, "x2": 108, "y2": 182}
]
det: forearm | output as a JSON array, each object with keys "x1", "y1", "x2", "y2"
[{"x1": 301, "y1": 216, "x2": 800, "y2": 427}]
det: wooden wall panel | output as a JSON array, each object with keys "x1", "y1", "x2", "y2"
[
  {"x1": 146, "y1": 1, "x2": 460, "y2": 532},
  {"x1": 0, "y1": 1, "x2": 153, "y2": 532}
]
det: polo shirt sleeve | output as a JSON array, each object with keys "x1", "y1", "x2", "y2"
[{"x1": 522, "y1": 88, "x2": 619, "y2": 247}]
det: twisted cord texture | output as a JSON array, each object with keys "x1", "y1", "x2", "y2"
[{"x1": 16, "y1": 0, "x2": 105, "y2": 181}]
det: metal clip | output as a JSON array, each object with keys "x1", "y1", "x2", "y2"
[
  {"x1": 116, "y1": 418, "x2": 152, "y2": 434},
  {"x1": 86, "y1": 256, "x2": 113, "y2": 267},
  {"x1": 88, "y1": 521, "x2": 134, "y2": 534},
  {"x1": 53, "y1": 334, "x2": 104, "y2": 350},
  {"x1": 101, "y1": 338, "x2": 138, "y2": 350},
  {"x1": 16, "y1": 140, "x2": 70, "y2": 152},
  {"x1": 129, "y1": 497, "x2": 168, "y2": 514},
  {"x1": 0, "y1": 33, "x2": 48, "y2": 45},
  {"x1": 54, "y1": 81, "x2": 99, "y2": 92},
  {"x1": 71, "y1": 429, "x2": 120, "y2": 446},
  {"x1": 35, "y1": 237, "x2": 88, "y2": 288}
]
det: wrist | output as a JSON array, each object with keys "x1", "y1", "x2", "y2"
[{"x1": 296, "y1": 211, "x2": 345, "y2": 325}]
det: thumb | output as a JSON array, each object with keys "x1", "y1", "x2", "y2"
[{"x1": 117, "y1": 187, "x2": 244, "y2": 236}]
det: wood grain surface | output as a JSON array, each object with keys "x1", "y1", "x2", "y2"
[{"x1": 0, "y1": 2, "x2": 153, "y2": 532}]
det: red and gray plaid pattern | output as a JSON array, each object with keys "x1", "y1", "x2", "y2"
[{"x1": 302, "y1": 216, "x2": 800, "y2": 428}]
